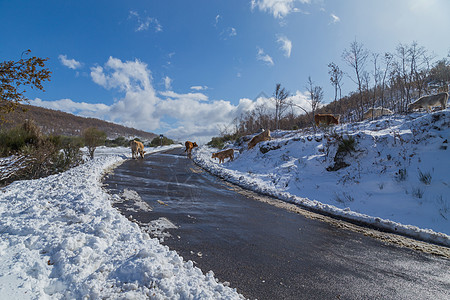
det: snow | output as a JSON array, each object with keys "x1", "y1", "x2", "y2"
[
  {"x1": 193, "y1": 110, "x2": 450, "y2": 247},
  {"x1": 0, "y1": 145, "x2": 243, "y2": 299},
  {"x1": 1, "y1": 111, "x2": 449, "y2": 299}
]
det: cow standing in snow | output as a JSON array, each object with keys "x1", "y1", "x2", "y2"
[
  {"x1": 130, "y1": 140, "x2": 145, "y2": 159},
  {"x1": 408, "y1": 92, "x2": 448, "y2": 112},
  {"x1": 212, "y1": 149, "x2": 234, "y2": 163},
  {"x1": 314, "y1": 114, "x2": 340, "y2": 127},
  {"x1": 248, "y1": 130, "x2": 271, "y2": 150},
  {"x1": 185, "y1": 141, "x2": 198, "y2": 158}
]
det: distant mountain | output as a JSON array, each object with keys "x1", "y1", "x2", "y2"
[{"x1": 2, "y1": 105, "x2": 158, "y2": 141}]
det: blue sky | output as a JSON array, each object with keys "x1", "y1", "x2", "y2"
[{"x1": 1, "y1": 0, "x2": 449, "y2": 143}]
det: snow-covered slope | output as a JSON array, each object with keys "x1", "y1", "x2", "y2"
[
  {"x1": 1, "y1": 110, "x2": 449, "y2": 298},
  {"x1": 194, "y1": 110, "x2": 450, "y2": 247},
  {"x1": 0, "y1": 145, "x2": 243, "y2": 299}
]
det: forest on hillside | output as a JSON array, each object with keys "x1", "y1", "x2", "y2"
[
  {"x1": 1, "y1": 104, "x2": 157, "y2": 141},
  {"x1": 226, "y1": 41, "x2": 450, "y2": 138}
]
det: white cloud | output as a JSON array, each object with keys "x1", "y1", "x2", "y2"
[
  {"x1": 277, "y1": 35, "x2": 292, "y2": 57},
  {"x1": 330, "y1": 13, "x2": 340, "y2": 24},
  {"x1": 129, "y1": 10, "x2": 162, "y2": 32},
  {"x1": 214, "y1": 14, "x2": 237, "y2": 39},
  {"x1": 89, "y1": 57, "x2": 160, "y2": 130},
  {"x1": 164, "y1": 76, "x2": 172, "y2": 90},
  {"x1": 90, "y1": 66, "x2": 107, "y2": 87},
  {"x1": 158, "y1": 97, "x2": 232, "y2": 123},
  {"x1": 220, "y1": 27, "x2": 237, "y2": 40},
  {"x1": 90, "y1": 57, "x2": 153, "y2": 92},
  {"x1": 165, "y1": 52, "x2": 176, "y2": 67},
  {"x1": 34, "y1": 57, "x2": 314, "y2": 143},
  {"x1": 30, "y1": 98, "x2": 110, "y2": 117},
  {"x1": 235, "y1": 90, "x2": 311, "y2": 116},
  {"x1": 251, "y1": 0, "x2": 310, "y2": 19},
  {"x1": 157, "y1": 96, "x2": 239, "y2": 143},
  {"x1": 289, "y1": 90, "x2": 313, "y2": 113},
  {"x1": 214, "y1": 14, "x2": 221, "y2": 27},
  {"x1": 256, "y1": 47, "x2": 274, "y2": 66},
  {"x1": 35, "y1": 57, "x2": 217, "y2": 140},
  {"x1": 160, "y1": 90, "x2": 209, "y2": 102},
  {"x1": 160, "y1": 90, "x2": 311, "y2": 142},
  {"x1": 58, "y1": 55, "x2": 82, "y2": 70},
  {"x1": 190, "y1": 86, "x2": 208, "y2": 91},
  {"x1": 153, "y1": 19, "x2": 163, "y2": 32}
]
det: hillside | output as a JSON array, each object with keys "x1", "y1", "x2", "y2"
[
  {"x1": 1, "y1": 105, "x2": 157, "y2": 141},
  {"x1": 194, "y1": 109, "x2": 450, "y2": 246}
]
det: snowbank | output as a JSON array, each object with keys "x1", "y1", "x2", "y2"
[
  {"x1": 193, "y1": 110, "x2": 450, "y2": 247},
  {"x1": 0, "y1": 145, "x2": 243, "y2": 299}
]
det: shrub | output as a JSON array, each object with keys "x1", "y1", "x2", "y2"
[
  {"x1": 395, "y1": 168, "x2": 408, "y2": 182},
  {"x1": 337, "y1": 135, "x2": 356, "y2": 154},
  {"x1": 412, "y1": 187, "x2": 424, "y2": 199},
  {"x1": 418, "y1": 169, "x2": 432, "y2": 185},
  {"x1": 326, "y1": 135, "x2": 355, "y2": 172},
  {"x1": 333, "y1": 192, "x2": 355, "y2": 204},
  {"x1": 54, "y1": 136, "x2": 84, "y2": 169},
  {"x1": 105, "y1": 136, "x2": 128, "y2": 147},
  {"x1": 260, "y1": 143, "x2": 281, "y2": 154},
  {"x1": 437, "y1": 195, "x2": 449, "y2": 219},
  {"x1": 0, "y1": 121, "x2": 84, "y2": 186},
  {"x1": 207, "y1": 133, "x2": 240, "y2": 149},
  {"x1": 0, "y1": 138, "x2": 83, "y2": 186},
  {"x1": 207, "y1": 137, "x2": 226, "y2": 149},
  {"x1": 48, "y1": 135, "x2": 84, "y2": 149},
  {"x1": 0, "y1": 119, "x2": 42, "y2": 156},
  {"x1": 149, "y1": 136, "x2": 174, "y2": 147}
]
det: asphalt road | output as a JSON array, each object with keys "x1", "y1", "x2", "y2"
[{"x1": 103, "y1": 148, "x2": 450, "y2": 300}]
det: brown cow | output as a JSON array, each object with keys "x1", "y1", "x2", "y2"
[
  {"x1": 185, "y1": 141, "x2": 198, "y2": 157},
  {"x1": 130, "y1": 140, "x2": 145, "y2": 159},
  {"x1": 212, "y1": 148, "x2": 234, "y2": 163},
  {"x1": 314, "y1": 114, "x2": 340, "y2": 127},
  {"x1": 248, "y1": 130, "x2": 271, "y2": 150}
]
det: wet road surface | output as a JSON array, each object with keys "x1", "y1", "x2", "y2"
[{"x1": 103, "y1": 148, "x2": 450, "y2": 300}]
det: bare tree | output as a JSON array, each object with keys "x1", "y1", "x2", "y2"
[
  {"x1": 254, "y1": 103, "x2": 272, "y2": 130},
  {"x1": 380, "y1": 52, "x2": 393, "y2": 109},
  {"x1": 409, "y1": 41, "x2": 427, "y2": 97},
  {"x1": 393, "y1": 41, "x2": 433, "y2": 111},
  {"x1": 395, "y1": 42, "x2": 418, "y2": 112},
  {"x1": 306, "y1": 76, "x2": 324, "y2": 132},
  {"x1": 272, "y1": 83, "x2": 290, "y2": 130},
  {"x1": 367, "y1": 53, "x2": 381, "y2": 119},
  {"x1": 411, "y1": 43, "x2": 434, "y2": 96},
  {"x1": 430, "y1": 58, "x2": 450, "y2": 92},
  {"x1": 362, "y1": 70, "x2": 371, "y2": 99},
  {"x1": 328, "y1": 62, "x2": 343, "y2": 115},
  {"x1": 342, "y1": 39, "x2": 369, "y2": 120}
]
